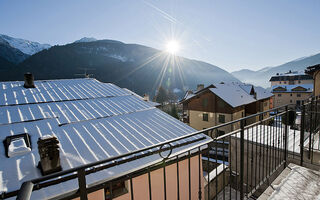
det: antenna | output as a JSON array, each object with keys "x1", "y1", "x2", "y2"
[{"x1": 74, "y1": 67, "x2": 95, "y2": 78}]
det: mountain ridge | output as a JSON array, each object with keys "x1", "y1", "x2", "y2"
[
  {"x1": 0, "y1": 39, "x2": 240, "y2": 99},
  {"x1": 231, "y1": 52, "x2": 320, "y2": 87}
]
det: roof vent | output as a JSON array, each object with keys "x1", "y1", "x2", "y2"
[
  {"x1": 37, "y1": 135, "x2": 62, "y2": 175},
  {"x1": 24, "y1": 73, "x2": 35, "y2": 88},
  {"x1": 4, "y1": 133, "x2": 31, "y2": 158}
]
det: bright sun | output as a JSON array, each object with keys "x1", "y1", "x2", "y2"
[{"x1": 166, "y1": 40, "x2": 180, "y2": 54}]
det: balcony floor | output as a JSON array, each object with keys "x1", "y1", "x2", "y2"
[{"x1": 258, "y1": 163, "x2": 320, "y2": 200}]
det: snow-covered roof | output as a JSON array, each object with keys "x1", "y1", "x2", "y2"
[
  {"x1": 232, "y1": 125, "x2": 309, "y2": 154},
  {"x1": 209, "y1": 84, "x2": 257, "y2": 108},
  {"x1": 269, "y1": 72, "x2": 312, "y2": 81},
  {"x1": 181, "y1": 83, "x2": 272, "y2": 108},
  {"x1": 271, "y1": 84, "x2": 313, "y2": 93},
  {"x1": 238, "y1": 84, "x2": 273, "y2": 100},
  {"x1": 0, "y1": 78, "x2": 210, "y2": 199}
]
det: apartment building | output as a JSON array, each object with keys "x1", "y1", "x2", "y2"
[
  {"x1": 305, "y1": 63, "x2": 320, "y2": 97},
  {"x1": 181, "y1": 83, "x2": 273, "y2": 135},
  {"x1": 272, "y1": 84, "x2": 313, "y2": 107},
  {"x1": 0, "y1": 75, "x2": 211, "y2": 200},
  {"x1": 270, "y1": 71, "x2": 313, "y2": 107},
  {"x1": 269, "y1": 71, "x2": 313, "y2": 86}
]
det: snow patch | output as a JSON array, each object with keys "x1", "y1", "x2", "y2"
[
  {"x1": 74, "y1": 37, "x2": 97, "y2": 43},
  {"x1": 0, "y1": 34, "x2": 50, "y2": 55},
  {"x1": 109, "y1": 54, "x2": 128, "y2": 62},
  {"x1": 8, "y1": 138, "x2": 31, "y2": 158}
]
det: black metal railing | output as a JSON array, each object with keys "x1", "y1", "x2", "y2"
[{"x1": 3, "y1": 98, "x2": 320, "y2": 200}]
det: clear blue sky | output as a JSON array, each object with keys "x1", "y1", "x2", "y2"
[{"x1": 0, "y1": 0, "x2": 319, "y2": 72}]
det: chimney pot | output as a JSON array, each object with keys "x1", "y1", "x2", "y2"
[
  {"x1": 197, "y1": 84, "x2": 204, "y2": 91},
  {"x1": 37, "y1": 135, "x2": 62, "y2": 175},
  {"x1": 24, "y1": 73, "x2": 35, "y2": 88}
]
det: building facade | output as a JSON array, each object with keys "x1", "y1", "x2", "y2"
[
  {"x1": 270, "y1": 71, "x2": 313, "y2": 108},
  {"x1": 306, "y1": 64, "x2": 320, "y2": 97},
  {"x1": 269, "y1": 71, "x2": 313, "y2": 86},
  {"x1": 181, "y1": 83, "x2": 273, "y2": 135}
]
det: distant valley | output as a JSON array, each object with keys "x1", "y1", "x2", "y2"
[{"x1": 231, "y1": 53, "x2": 320, "y2": 88}]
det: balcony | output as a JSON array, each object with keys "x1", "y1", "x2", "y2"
[{"x1": 3, "y1": 97, "x2": 320, "y2": 200}]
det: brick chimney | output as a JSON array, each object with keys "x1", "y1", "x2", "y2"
[
  {"x1": 197, "y1": 84, "x2": 204, "y2": 91},
  {"x1": 143, "y1": 94, "x2": 150, "y2": 101},
  {"x1": 24, "y1": 73, "x2": 35, "y2": 88},
  {"x1": 37, "y1": 135, "x2": 62, "y2": 175}
]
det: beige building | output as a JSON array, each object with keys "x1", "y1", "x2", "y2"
[
  {"x1": 181, "y1": 83, "x2": 273, "y2": 135},
  {"x1": 306, "y1": 64, "x2": 320, "y2": 97},
  {"x1": 271, "y1": 84, "x2": 313, "y2": 107},
  {"x1": 270, "y1": 71, "x2": 313, "y2": 108}
]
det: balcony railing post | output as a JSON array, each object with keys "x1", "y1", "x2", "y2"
[
  {"x1": 300, "y1": 104, "x2": 306, "y2": 166},
  {"x1": 284, "y1": 106, "x2": 289, "y2": 168},
  {"x1": 77, "y1": 169, "x2": 88, "y2": 200},
  {"x1": 308, "y1": 98, "x2": 314, "y2": 159},
  {"x1": 16, "y1": 181, "x2": 34, "y2": 200},
  {"x1": 240, "y1": 119, "x2": 245, "y2": 200}
]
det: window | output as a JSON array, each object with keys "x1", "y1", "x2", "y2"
[
  {"x1": 203, "y1": 113, "x2": 208, "y2": 121},
  {"x1": 298, "y1": 81, "x2": 301, "y2": 83},
  {"x1": 297, "y1": 94, "x2": 301, "y2": 97},
  {"x1": 105, "y1": 181, "x2": 128, "y2": 200},
  {"x1": 290, "y1": 93, "x2": 292, "y2": 96},
  {"x1": 264, "y1": 101, "x2": 268, "y2": 107},
  {"x1": 202, "y1": 98, "x2": 208, "y2": 107},
  {"x1": 290, "y1": 100, "x2": 292, "y2": 103},
  {"x1": 4, "y1": 133, "x2": 31, "y2": 158},
  {"x1": 284, "y1": 81, "x2": 286, "y2": 84},
  {"x1": 218, "y1": 114, "x2": 225, "y2": 123},
  {"x1": 280, "y1": 81, "x2": 281, "y2": 84},
  {"x1": 278, "y1": 94, "x2": 282, "y2": 97}
]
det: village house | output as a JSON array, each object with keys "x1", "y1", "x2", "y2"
[
  {"x1": 180, "y1": 83, "x2": 273, "y2": 135},
  {"x1": 0, "y1": 74, "x2": 211, "y2": 200},
  {"x1": 305, "y1": 64, "x2": 320, "y2": 97},
  {"x1": 270, "y1": 71, "x2": 313, "y2": 107}
]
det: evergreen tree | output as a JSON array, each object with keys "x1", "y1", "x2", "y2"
[
  {"x1": 170, "y1": 105, "x2": 179, "y2": 119},
  {"x1": 155, "y1": 86, "x2": 168, "y2": 104}
]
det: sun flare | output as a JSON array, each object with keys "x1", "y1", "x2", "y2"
[{"x1": 166, "y1": 40, "x2": 180, "y2": 54}]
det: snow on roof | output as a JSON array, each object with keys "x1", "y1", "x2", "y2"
[
  {"x1": 232, "y1": 125, "x2": 310, "y2": 154},
  {"x1": 238, "y1": 84, "x2": 273, "y2": 100},
  {"x1": 0, "y1": 78, "x2": 129, "y2": 106},
  {"x1": 180, "y1": 91, "x2": 195, "y2": 102},
  {"x1": 209, "y1": 84, "x2": 257, "y2": 108},
  {"x1": 0, "y1": 78, "x2": 210, "y2": 199},
  {"x1": 271, "y1": 84, "x2": 313, "y2": 93}
]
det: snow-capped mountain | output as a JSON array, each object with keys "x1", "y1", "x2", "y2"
[
  {"x1": 0, "y1": 34, "x2": 51, "y2": 55},
  {"x1": 74, "y1": 37, "x2": 97, "y2": 43},
  {"x1": 232, "y1": 53, "x2": 320, "y2": 88}
]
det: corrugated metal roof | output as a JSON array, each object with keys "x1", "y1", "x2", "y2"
[
  {"x1": 0, "y1": 78, "x2": 210, "y2": 199},
  {"x1": 0, "y1": 78, "x2": 129, "y2": 106},
  {"x1": 232, "y1": 125, "x2": 309, "y2": 154}
]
